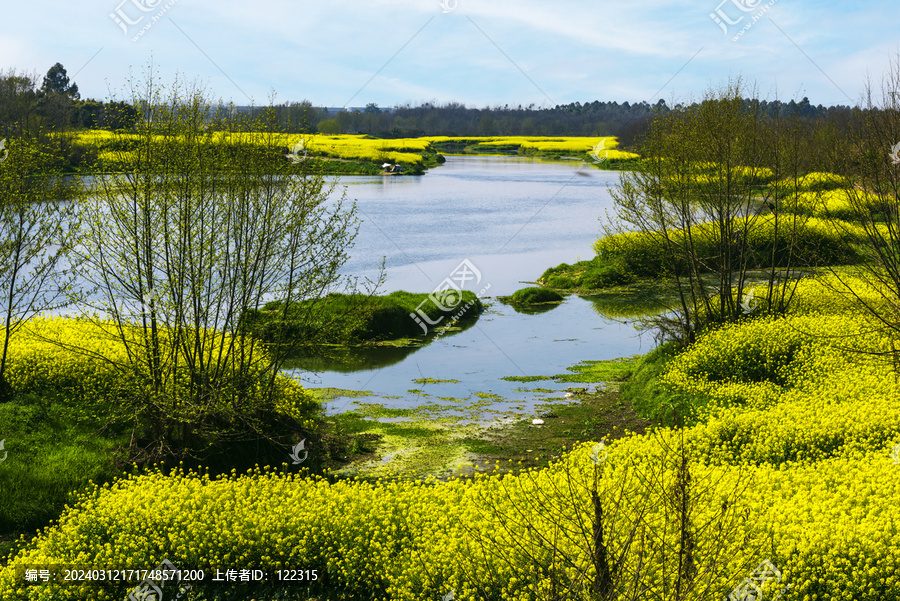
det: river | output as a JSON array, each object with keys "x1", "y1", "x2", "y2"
[{"x1": 289, "y1": 156, "x2": 656, "y2": 421}]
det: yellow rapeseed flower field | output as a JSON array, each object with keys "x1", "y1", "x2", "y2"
[
  {"x1": 76, "y1": 131, "x2": 641, "y2": 172},
  {"x1": 425, "y1": 135, "x2": 639, "y2": 161},
  {"x1": 2, "y1": 274, "x2": 899, "y2": 599}
]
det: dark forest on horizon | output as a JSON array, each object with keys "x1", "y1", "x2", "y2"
[{"x1": 3, "y1": 64, "x2": 855, "y2": 149}]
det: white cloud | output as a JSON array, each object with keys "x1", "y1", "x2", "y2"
[{"x1": 0, "y1": 0, "x2": 895, "y2": 107}]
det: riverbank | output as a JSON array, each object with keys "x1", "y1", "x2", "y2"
[
  {"x1": 63, "y1": 132, "x2": 640, "y2": 175},
  {"x1": 307, "y1": 354, "x2": 654, "y2": 481}
]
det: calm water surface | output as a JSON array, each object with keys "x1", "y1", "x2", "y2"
[{"x1": 291, "y1": 156, "x2": 656, "y2": 421}]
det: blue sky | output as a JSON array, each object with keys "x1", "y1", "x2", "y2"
[{"x1": 1, "y1": 0, "x2": 896, "y2": 108}]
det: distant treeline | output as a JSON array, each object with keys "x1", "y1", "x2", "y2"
[
  {"x1": 0, "y1": 62, "x2": 859, "y2": 154},
  {"x1": 261, "y1": 97, "x2": 854, "y2": 150}
]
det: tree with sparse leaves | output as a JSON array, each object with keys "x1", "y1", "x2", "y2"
[
  {"x1": 609, "y1": 80, "x2": 817, "y2": 343},
  {"x1": 0, "y1": 135, "x2": 81, "y2": 402},
  {"x1": 70, "y1": 73, "x2": 362, "y2": 465}
]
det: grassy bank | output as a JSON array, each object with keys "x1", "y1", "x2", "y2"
[
  {"x1": 426, "y1": 135, "x2": 640, "y2": 169},
  {"x1": 243, "y1": 290, "x2": 485, "y2": 345},
  {"x1": 73, "y1": 131, "x2": 447, "y2": 175}
]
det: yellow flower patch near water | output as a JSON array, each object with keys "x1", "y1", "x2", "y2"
[
  {"x1": 3, "y1": 316, "x2": 313, "y2": 424},
  {"x1": 1, "y1": 440, "x2": 899, "y2": 599},
  {"x1": 77, "y1": 131, "x2": 642, "y2": 170},
  {"x1": 76, "y1": 131, "x2": 433, "y2": 167},
  {"x1": 2, "y1": 280, "x2": 898, "y2": 597},
  {"x1": 425, "y1": 135, "x2": 640, "y2": 161}
]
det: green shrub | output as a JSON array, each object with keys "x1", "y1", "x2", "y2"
[
  {"x1": 246, "y1": 291, "x2": 484, "y2": 343},
  {"x1": 539, "y1": 263, "x2": 570, "y2": 280},
  {"x1": 593, "y1": 215, "x2": 864, "y2": 278},
  {"x1": 508, "y1": 287, "x2": 564, "y2": 305},
  {"x1": 576, "y1": 264, "x2": 634, "y2": 289},
  {"x1": 540, "y1": 258, "x2": 633, "y2": 291},
  {"x1": 545, "y1": 275, "x2": 576, "y2": 289}
]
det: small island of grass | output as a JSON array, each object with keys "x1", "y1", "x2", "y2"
[{"x1": 243, "y1": 290, "x2": 486, "y2": 346}]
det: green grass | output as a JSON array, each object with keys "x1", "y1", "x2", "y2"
[
  {"x1": 500, "y1": 375, "x2": 554, "y2": 382},
  {"x1": 618, "y1": 341, "x2": 692, "y2": 425},
  {"x1": 245, "y1": 290, "x2": 484, "y2": 345},
  {"x1": 539, "y1": 257, "x2": 635, "y2": 291},
  {"x1": 506, "y1": 287, "x2": 564, "y2": 304},
  {"x1": 0, "y1": 394, "x2": 126, "y2": 557},
  {"x1": 553, "y1": 356, "x2": 641, "y2": 383},
  {"x1": 498, "y1": 287, "x2": 565, "y2": 315}
]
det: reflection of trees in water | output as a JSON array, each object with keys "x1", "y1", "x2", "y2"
[
  {"x1": 283, "y1": 344, "x2": 419, "y2": 373},
  {"x1": 497, "y1": 300, "x2": 562, "y2": 316},
  {"x1": 282, "y1": 315, "x2": 480, "y2": 373},
  {"x1": 586, "y1": 293, "x2": 670, "y2": 320}
]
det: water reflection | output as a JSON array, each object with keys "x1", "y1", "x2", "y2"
[
  {"x1": 281, "y1": 317, "x2": 479, "y2": 373},
  {"x1": 289, "y1": 296, "x2": 654, "y2": 419},
  {"x1": 586, "y1": 292, "x2": 672, "y2": 320},
  {"x1": 496, "y1": 299, "x2": 563, "y2": 315},
  {"x1": 282, "y1": 344, "x2": 420, "y2": 373}
]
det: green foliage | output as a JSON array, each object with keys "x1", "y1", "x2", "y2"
[
  {"x1": 619, "y1": 341, "x2": 689, "y2": 425},
  {"x1": 576, "y1": 263, "x2": 634, "y2": 289},
  {"x1": 540, "y1": 258, "x2": 634, "y2": 291},
  {"x1": 41, "y1": 63, "x2": 79, "y2": 99},
  {"x1": 67, "y1": 76, "x2": 356, "y2": 466},
  {"x1": 316, "y1": 118, "x2": 341, "y2": 134},
  {"x1": 497, "y1": 287, "x2": 564, "y2": 315},
  {"x1": 593, "y1": 215, "x2": 862, "y2": 279},
  {"x1": 507, "y1": 287, "x2": 564, "y2": 305},
  {"x1": 545, "y1": 274, "x2": 576, "y2": 288},
  {"x1": 246, "y1": 290, "x2": 484, "y2": 344}
]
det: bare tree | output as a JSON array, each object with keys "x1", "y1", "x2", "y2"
[
  {"x1": 823, "y1": 55, "x2": 900, "y2": 373},
  {"x1": 0, "y1": 134, "x2": 80, "y2": 401},
  {"x1": 69, "y1": 72, "x2": 359, "y2": 463},
  {"x1": 608, "y1": 81, "x2": 816, "y2": 344}
]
